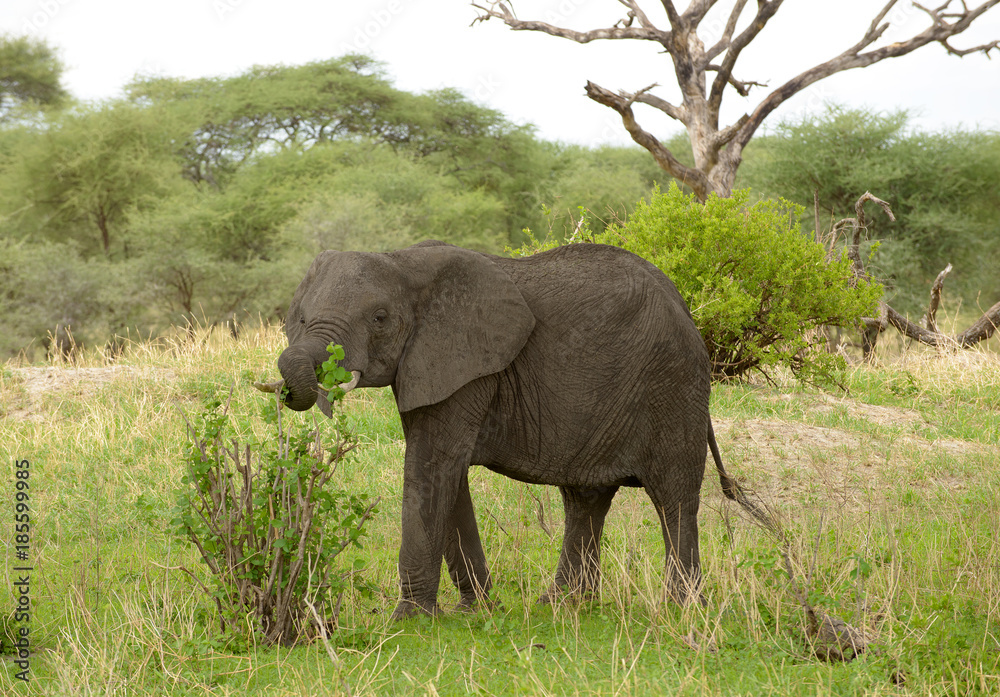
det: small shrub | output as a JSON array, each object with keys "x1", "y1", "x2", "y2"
[
  {"x1": 173, "y1": 345, "x2": 378, "y2": 646},
  {"x1": 522, "y1": 183, "x2": 881, "y2": 383}
]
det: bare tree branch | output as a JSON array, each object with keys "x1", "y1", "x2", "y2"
[
  {"x1": 925, "y1": 263, "x2": 952, "y2": 332},
  {"x1": 471, "y1": 1, "x2": 668, "y2": 43},
  {"x1": 838, "y1": 192, "x2": 1000, "y2": 357},
  {"x1": 884, "y1": 302, "x2": 1000, "y2": 348},
  {"x1": 704, "y1": 0, "x2": 747, "y2": 61},
  {"x1": 617, "y1": 0, "x2": 656, "y2": 30},
  {"x1": 846, "y1": 1, "x2": 900, "y2": 56},
  {"x1": 631, "y1": 88, "x2": 687, "y2": 122},
  {"x1": 844, "y1": 192, "x2": 895, "y2": 279},
  {"x1": 706, "y1": 0, "x2": 785, "y2": 121},
  {"x1": 713, "y1": 113, "x2": 750, "y2": 148},
  {"x1": 474, "y1": 1, "x2": 999, "y2": 200},
  {"x1": 956, "y1": 300, "x2": 1000, "y2": 345},
  {"x1": 585, "y1": 80, "x2": 712, "y2": 199},
  {"x1": 659, "y1": 0, "x2": 685, "y2": 29},
  {"x1": 705, "y1": 64, "x2": 767, "y2": 97},
  {"x1": 735, "y1": 1, "x2": 1000, "y2": 155}
]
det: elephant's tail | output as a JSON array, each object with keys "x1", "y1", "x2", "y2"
[{"x1": 708, "y1": 420, "x2": 783, "y2": 538}]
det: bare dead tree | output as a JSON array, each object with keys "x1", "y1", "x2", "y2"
[
  {"x1": 472, "y1": 1, "x2": 1000, "y2": 201},
  {"x1": 839, "y1": 192, "x2": 1000, "y2": 359}
]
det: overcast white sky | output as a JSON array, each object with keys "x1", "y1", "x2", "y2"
[{"x1": 3, "y1": 0, "x2": 998, "y2": 145}]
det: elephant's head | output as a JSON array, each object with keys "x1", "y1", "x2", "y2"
[{"x1": 277, "y1": 242, "x2": 536, "y2": 414}]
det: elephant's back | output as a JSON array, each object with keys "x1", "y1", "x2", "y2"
[{"x1": 497, "y1": 243, "x2": 705, "y2": 361}]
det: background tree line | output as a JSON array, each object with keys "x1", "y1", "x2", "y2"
[
  {"x1": 0, "y1": 46, "x2": 661, "y2": 358},
  {"x1": 1, "y1": 37, "x2": 997, "y2": 360}
]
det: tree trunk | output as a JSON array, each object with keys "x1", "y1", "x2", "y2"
[{"x1": 95, "y1": 207, "x2": 111, "y2": 256}]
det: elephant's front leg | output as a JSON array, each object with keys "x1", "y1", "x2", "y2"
[
  {"x1": 394, "y1": 458, "x2": 460, "y2": 619},
  {"x1": 444, "y1": 471, "x2": 492, "y2": 610},
  {"x1": 540, "y1": 485, "x2": 619, "y2": 604},
  {"x1": 392, "y1": 383, "x2": 495, "y2": 620}
]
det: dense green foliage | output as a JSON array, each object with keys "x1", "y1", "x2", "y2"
[
  {"x1": 593, "y1": 183, "x2": 882, "y2": 381},
  {"x1": 740, "y1": 106, "x2": 1000, "y2": 313},
  {"x1": 3, "y1": 101, "x2": 186, "y2": 256}
]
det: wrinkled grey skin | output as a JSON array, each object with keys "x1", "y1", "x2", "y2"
[{"x1": 278, "y1": 240, "x2": 742, "y2": 619}]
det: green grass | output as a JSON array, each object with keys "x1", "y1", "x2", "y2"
[{"x1": 2, "y1": 325, "x2": 999, "y2": 695}]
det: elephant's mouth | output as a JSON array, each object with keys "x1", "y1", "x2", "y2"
[
  {"x1": 254, "y1": 370, "x2": 362, "y2": 417},
  {"x1": 315, "y1": 370, "x2": 362, "y2": 417}
]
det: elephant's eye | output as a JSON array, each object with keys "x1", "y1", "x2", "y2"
[{"x1": 372, "y1": 310, "x2": 387, "y2": 326}]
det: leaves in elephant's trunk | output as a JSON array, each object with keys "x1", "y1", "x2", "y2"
[{"x1": 277, "y1": 339, "x2": 329, "y2": 411}]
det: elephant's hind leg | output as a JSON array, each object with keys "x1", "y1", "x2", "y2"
[
  {"x1": 444, "y1": 472, "x2": 493, "y2": 611},
  {"x1": 645, "y1": 470, "x2": 705, "y2": 605},
  {"x1": 539, "y1": 485, "x2": 618, "y2": 604}
]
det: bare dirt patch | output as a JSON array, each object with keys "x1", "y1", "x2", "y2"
[
  {"x1": 770, "y1": 392, "x2": 929, "y2": 431},
  {"x1": 714, "y1": 414, "x2": 987, "y2": 508},
  {"x1": 3, "y1": 365, "x2": 171, "y2": 421}
]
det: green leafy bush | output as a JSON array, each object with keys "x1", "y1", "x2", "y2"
[
  {"x1": 592, "y1": 183, "x2": 881, "y2": 381},
  {"x1": 173, "y1": 346, "x2": 378, "y2": 646}
]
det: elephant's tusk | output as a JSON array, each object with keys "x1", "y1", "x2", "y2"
[
  {"x1": 342, "y1": 370, "x2": 362, "y2": 393},
  {"x1": 317, "y1": 370, "x2": 362, "y2": 395},
  {"x1": 253, "y1": 379, "x2": 285, "y2": 393}
]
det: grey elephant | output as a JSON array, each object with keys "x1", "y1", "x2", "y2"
[{"x1": 272, "y1": 240, "x2": 763, "y2": 619}]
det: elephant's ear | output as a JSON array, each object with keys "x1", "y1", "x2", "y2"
[{"x1": 393, "y1": 245, "x2": 535, "y2": 412}]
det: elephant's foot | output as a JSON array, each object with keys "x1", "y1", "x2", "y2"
[
  {"x1": 454, "y1": 593, "x2": 502, "y2": 614},
  {"x1": 664, "y1": 574, "x2": 705, "y2": 607},
  {"x1": 537, "y1": 582, "x2": 598, "y2": 607},
  {"x1": 390, "y1": 599, "x2": 439, "y2": 620}
]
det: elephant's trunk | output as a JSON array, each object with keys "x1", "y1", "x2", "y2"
[{"x1": 277, "y1": 339, "x2": 330, "y2": 411}]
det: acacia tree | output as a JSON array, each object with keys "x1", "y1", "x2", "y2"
[
  {"x1": 0, "y1": 35, "x2": 67, "y2": 121},
  {"x1": 9, "y1": 103, "x2": 185, "y2": 257},
  {"x1": 473, "y1": 1, "x2": 999, "y2": 201}
]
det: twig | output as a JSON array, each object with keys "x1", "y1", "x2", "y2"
[
  {"x1": 525, "y1": 487, "x2": 553, "y2": 539},
  {"x1": 925, "y1": 263, "x2": 953, "y2": 333}
]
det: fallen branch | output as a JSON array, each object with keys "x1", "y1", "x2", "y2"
[
  {"x1": 778, "y1": 517, "x2": 870, "y2": 662},
  {"x1": 839, "y1": 192, "x2": 1000, "y2": 359},
  {"x1": 886, "y1": 300, "x2": 1000, "y2": 349}
]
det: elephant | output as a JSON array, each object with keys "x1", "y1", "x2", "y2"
[{"x1": 272, "y1": 240, "x2": 765, "y2": 619}]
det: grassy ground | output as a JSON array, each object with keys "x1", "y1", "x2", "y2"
[{"x1": 2, "y1": 324, "x2": 998, "y2": 695}]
